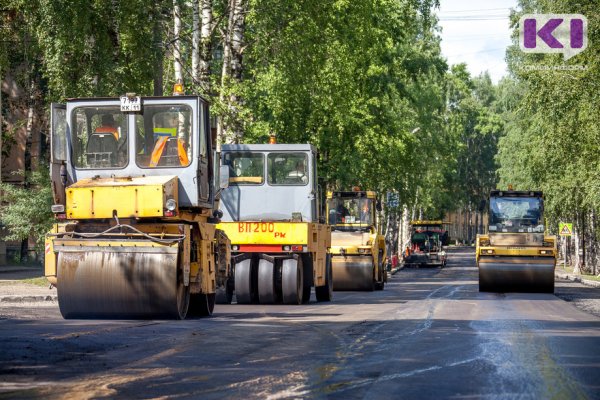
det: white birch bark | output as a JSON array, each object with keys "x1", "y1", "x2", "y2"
[
  {"x1": 199, "y1": 0, "x2": 213, "y2": 92},
  {"x1": 216, "y1": 0, "x2": 235, "y2": 150},
  {"x1": 230, "y1": 0, "x2": 247, "y2": 81},
  {"x1": 173, "y1": 0, "x2": 183, "y2": 84},
  {"x1": 192, "y1": 0, "x2": 200, "y2": 84}
]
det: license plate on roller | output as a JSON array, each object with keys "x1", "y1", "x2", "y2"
[{"x1": 120, "y1": 96, "x2": 141, "y2": 112}]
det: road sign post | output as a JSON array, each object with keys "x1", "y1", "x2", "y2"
[{"x1": 559, "y1": 222, "x2": 573, "y2": 268}]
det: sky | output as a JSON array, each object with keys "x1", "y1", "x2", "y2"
[{"x1": 436, "y1": 0, "x2": 519, "y2": 83}]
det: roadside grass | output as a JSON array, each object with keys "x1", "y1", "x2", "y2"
[
  {"x1": 20, "y1": 277, "x2": 50, "y2": 287},
  {"x1": 557, "y1": 264, "x2": 600, "y2": 282}
]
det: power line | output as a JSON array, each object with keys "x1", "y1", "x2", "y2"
[
  {"x1": 445, "y1": 47, "x2": 507, "y2": 57},
  {"x1": 439, "y1": 16, "x2": 509, "y2": 21},
  {"x1": 438, "y1": 7, "x2": 511, "y2": 14}
]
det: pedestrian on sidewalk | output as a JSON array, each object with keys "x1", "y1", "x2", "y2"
[{"x1": 391, "y1": 253, "x2": 398, "y2": 270}]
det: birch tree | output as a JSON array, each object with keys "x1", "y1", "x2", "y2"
[
  {"x1": 173, "y1": 0, "x2": 183, "y2": 85},
  {"x1": 199, "y1": 0, "x2": 213, "y2": 93},
  {"x1": 192, "y1": 0, "x2": 200, "y2": 85},
  {"x1": 216, "y1": 0, "x2": 248, "y2": 147}
]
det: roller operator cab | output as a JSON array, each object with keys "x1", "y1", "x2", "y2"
[
  {"x1": 476, "y1": 190, "x2": 557, "y2": 293},
  {"x1": 44, "y1": 95, "x2": 231, "y2": 319},
  {"x1": 326, "y1": 191, "x2": 386, "y2": 291},
  {"x1": 217, "y1": 144, "x2": 333, "y2": 305},
  {"x1": 404, "y1": 221, "x2": 448, "y2": 268}
]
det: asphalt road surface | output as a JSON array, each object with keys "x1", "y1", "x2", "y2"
[{"x1": 1, "y1": 247, "x2": 599, "y2": 399}]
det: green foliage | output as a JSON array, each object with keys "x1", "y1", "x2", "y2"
[
  {"x1": 32, "y1": 0, "x2": 171, "y2": 100},
  {"x1": 443, "y1": 66, "x2": 504, "y2": 216},
  {"x1": 0, "y1": 167, "x2": 54, "y2": 250},
  {"x1": 498, "y1": 0, "x2": 600, "y2": 230},
  {"x1": 240, "y1": 0, "x2": 448, "y2": 209}
]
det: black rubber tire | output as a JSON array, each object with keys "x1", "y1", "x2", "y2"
[
  {"x1": 282, "y1": 258, "x2": 303, "y2": 305},
  {"x1": 234, "y1": 259, "x2": 255, "y2": 304},
  {"x1": 215, "y1": 279, "x2": 234, "y2": 304},
  {"x1": 188, "y1": 293, "x2": 215, "y2": 317},
  {"x1": 315, "y1": 254, "x2": 333, "y2": 302},
  {"x1": 258, "y1": 259, "x2": 276, "y2": 304}
]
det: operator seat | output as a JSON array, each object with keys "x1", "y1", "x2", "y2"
[{"x1": 86, "y1": 133, "x2": 118, "y2": 167}]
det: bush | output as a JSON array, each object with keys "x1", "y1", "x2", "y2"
[{"x1": 0, "y1": 166, "x2": 54, "y2": 252}]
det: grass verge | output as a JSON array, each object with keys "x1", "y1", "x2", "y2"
[{"x1": 20, "y1": 277, "x2": 50, "y2": 287}]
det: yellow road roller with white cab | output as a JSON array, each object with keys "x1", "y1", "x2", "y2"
[{"x1": 45, "y1": 90, "x2": 230, "y2": 319}]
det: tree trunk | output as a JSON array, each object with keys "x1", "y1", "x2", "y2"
[
  {"x1": 216, "y1": 0, "x2": 235, "y2": 150},
  {"x1": 192, "y1": 0, "x2": 200, "y2": 84},
  {"x1": 199, "y1": 0, "x2": 213, "y2": 93},
  {"x1": 230, "y1": 0, "x2": 246, "y2": 82},
  {"x1": 173, "y1": 0, "x2": 183, "y2": 84},
  {"x1": 0, "y1": 79, "x2": 3, "y2": 184},
  {"x1": 152, "y1": 5, "x2": 164, "y2": 96},
  {"x1": 24, "y1": 80, "x2": 36, "y2": 172}
]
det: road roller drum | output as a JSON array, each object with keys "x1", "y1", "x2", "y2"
[
  {"x1": 331, "y1": 256, "x2": 374, "y2": 291},
  {"x1": 57, "y1": 244, "x2": 188, "y2": 319},
  {"x1": 478, "y1": 256, "x2": 555, "y2": 293}
]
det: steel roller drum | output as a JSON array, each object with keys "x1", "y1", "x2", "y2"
[
  {"x1": 478, "y1": 256, "x2": 555, "y2": 293},
  {"x1": 331, "y1": 255, "x2": 374, "y2": 291},
  {"x1": 57, "y1": 244, "x2": 186, "y2": 319}
]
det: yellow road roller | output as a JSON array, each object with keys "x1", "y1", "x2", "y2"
[
  {"x1": 476, "y1": 189, "x2": 557, "y2": 293},
  {"x1": 326, "y1": 190, "x2": 386, "y2": 291},
  {"x1": 217, "y1": 143, "x2": 333, "y2": 304},
  {"x1": 45, "y1": 91, "x2": 230, "y2": 319}
]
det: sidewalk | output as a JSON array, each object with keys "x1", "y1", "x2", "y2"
[
  {"x1": 0, "y1": 264, "x2": 57, "y2": 303},
  {"x1": 555, "y1": 270, "x2": 600, "y2": 289}
]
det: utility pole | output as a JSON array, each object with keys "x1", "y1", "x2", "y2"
[{"x1": 0, "y1": 75, "x2": 2, "y2": 185}]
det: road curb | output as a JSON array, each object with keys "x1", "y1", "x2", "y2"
[
  {"x1": 390, "y1": 265, "x2": 405, "y2": 275},
  {"x1": 0, "y1": 295, "x2": 58, "y2": 303},
  {"x1": 556, "y1": 272, "x2": 600, "y2": 289}
]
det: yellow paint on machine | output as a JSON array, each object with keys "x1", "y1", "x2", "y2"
[
  {"x1": 217, "y1": 221, "x2": 311, "y2": 245},
  {"x1": 66, "y1": 175, "x2": 178, "y2": 219}
]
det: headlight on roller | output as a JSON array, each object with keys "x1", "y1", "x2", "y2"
[{"x1": 166, "y1": 198, "x2": 177, "y2": 211}]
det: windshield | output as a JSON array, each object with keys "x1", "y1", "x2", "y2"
[
  {"x1": 327, "y1": 197, "x2": 374, "y2": 228},
  {"x1": 135, "y1": 105, "x2": 193, "y2": 168},
  {"x1": 267, "y1": 153, "x2": 309, "y2": 186},
  {"x1": 223, "y1": 152, "x2": 264, "y2": 185},
  {"x1": 71, "y1": 106, "x2": 128, "y2": 169},
  {"x1": 489, "y1": 196, "x2": 544, "y2": 233}
]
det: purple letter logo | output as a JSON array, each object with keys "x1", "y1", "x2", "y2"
[{"x1": 519, "y1": 14, "x2": 588, "y2": 60}]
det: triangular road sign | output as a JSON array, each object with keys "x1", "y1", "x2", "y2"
[{"x1": 559, "y1": 222, "x2": 572, "y2": 236}]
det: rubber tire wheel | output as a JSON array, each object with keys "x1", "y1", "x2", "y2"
[
  {"x1": 235, "y1": 259, "x2": 255, "y2": 304},
  {"x1": 188, "y1": 293, "x2": 215, "y2": 317},
  {"x1": 215, "y1": 279, "x2": 234, "y2": 304},
  {"x1": 282, "y1": 258, "x2": 303, "y2": 305},
  {"x1": 258, "y1": 259, "x2": 277, "y2": 304},
  {"x1": 315, "y1": 254, "x2": 333, "y2": 302}
]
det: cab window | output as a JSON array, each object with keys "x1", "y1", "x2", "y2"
[
  {"x1": 135, "y1": 105, "x2": 193, "y2": 168},
  {"x1": 71, "y1": 106, "x2": 128, "y2": 169},
  {"x1": 267, "y1": 153, "x2": 309, "y2": 186},
  {"x1": 223, "y1": 152, "x2": 264, "y2": 185}
]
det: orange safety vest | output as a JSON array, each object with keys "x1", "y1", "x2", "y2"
[
  {"x1": 95, "y1": 126, "x2": 119, "y2": 140},
  {"x1": 149, "y1": 136, "x2": 190, "y2": 167}
]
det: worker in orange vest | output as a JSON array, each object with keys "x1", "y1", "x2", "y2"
[{"x1": 95, "y1": 114, "x2": 119, "y2": 140}]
